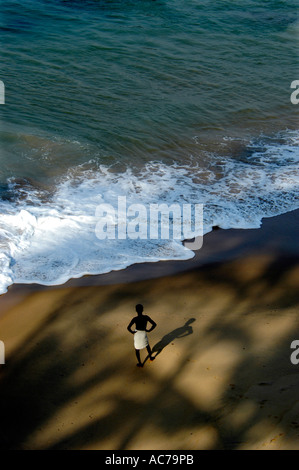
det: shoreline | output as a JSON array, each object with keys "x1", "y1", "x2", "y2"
[
  {"x1": 2, "y1": 207, "x2": 299, "y2": 300},
  {"x1": 0, "y1": 208, "x2": 298, "y2": 449}
]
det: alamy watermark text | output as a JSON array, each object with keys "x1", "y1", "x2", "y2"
[
  {"x1": 0, "y1": 80, "x2": 4, "y2": 104},
  {"x1": 0, "y1": 341, "x2": 5, "y2": 364},
  {"x1": 95, "y1": 197, "x2": 204, "y2": 251}
]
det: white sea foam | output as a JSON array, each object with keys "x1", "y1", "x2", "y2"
[{"x1": 0, "y1": 130, "x2": 298, "y2": 295}]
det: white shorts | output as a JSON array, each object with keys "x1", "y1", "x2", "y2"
[{"x1": 134, "y1": 330, "x2": 149, "y2": 350}]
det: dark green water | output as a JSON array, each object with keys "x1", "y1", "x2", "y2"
[{"x1": 0, "y1": 0, "x2": 298, "y2": 293}]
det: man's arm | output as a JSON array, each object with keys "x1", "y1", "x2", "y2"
[
  {"x1": 146, "y1": 316, "x2": 157, "y2": 332},
  {"x1": 127, "y1": 318, "x2": 136, "y2": 334}
]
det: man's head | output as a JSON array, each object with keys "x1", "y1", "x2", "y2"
[{"x1": 136, "y1": 304, "x2": 143, "y2": 315}]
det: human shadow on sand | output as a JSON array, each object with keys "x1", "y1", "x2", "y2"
[{"x1": 152, "y1": 318, "x2": 196, "y2": 359}]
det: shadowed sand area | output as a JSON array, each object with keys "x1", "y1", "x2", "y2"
[{"x1": 0, "y1": 210, "x2": 298, "y2": 450}]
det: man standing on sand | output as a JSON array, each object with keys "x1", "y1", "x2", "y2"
[{"x1": 127, "y1": 304, "x2": 157, "y2": 367}]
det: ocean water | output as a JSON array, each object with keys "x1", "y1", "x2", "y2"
[{"x1": 0, "y1": 0, "x2": 298, "y2": 294}]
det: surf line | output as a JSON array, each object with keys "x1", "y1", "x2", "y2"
[{"x1": 105, "y1": 455, "x2": 139, "y2": 467}]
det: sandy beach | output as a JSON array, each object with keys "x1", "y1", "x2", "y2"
[{"x1": 0, "y1": 209, "x2": 298, "y2": 450}]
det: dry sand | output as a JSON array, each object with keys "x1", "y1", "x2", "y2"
[{"x1": 0, "y1": 210, "x2": 298, "y2": 450}]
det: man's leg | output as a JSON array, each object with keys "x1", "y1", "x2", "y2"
[{"x1": 135, "y1": 348, "x2": 142, "y2": 367}]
